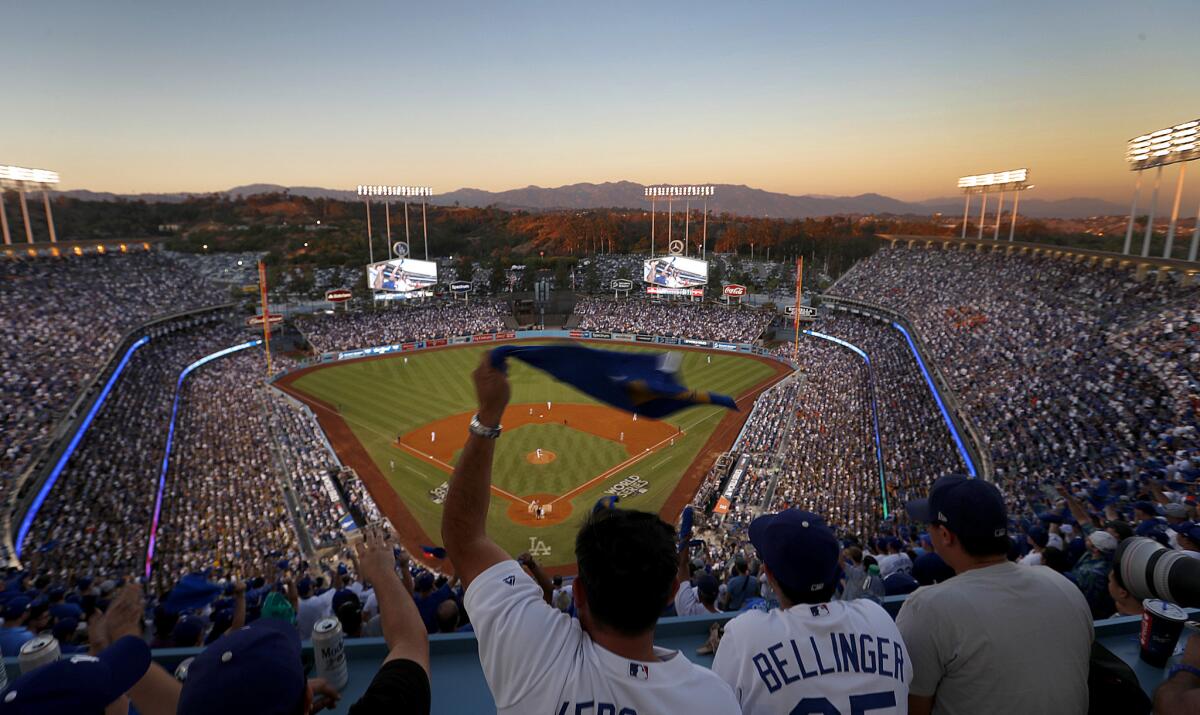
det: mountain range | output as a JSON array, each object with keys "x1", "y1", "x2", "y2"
[{"x1": 54, "y1": 181, "x2": 1129, "y2": 220}]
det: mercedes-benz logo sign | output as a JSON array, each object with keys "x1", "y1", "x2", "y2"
[
  {"x1": 668, "y1": 240, "x2": 685, "y2": 255},
  {"x1": 392, "y1": 242, "x2": 409, "y2": 258}
]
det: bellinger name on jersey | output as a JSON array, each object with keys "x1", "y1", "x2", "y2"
[{"x1": 752, "y1": 631, "x2": 907, "y2": 694}]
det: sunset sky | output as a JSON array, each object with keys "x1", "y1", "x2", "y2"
[{"x1": 5, "y1": 1, "x2": 1199, "y2": 204}]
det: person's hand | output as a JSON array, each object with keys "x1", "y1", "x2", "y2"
[
  {"x1": 103, "y1": 583, "x2": 145, "y2": 643},
  {"x1": 1182, "y1": 631, "x2": 1200, "y2": 669},
  {"x1": 473, "y1": 355, "x2": 511, "y2": 426},
  {"x1": 87, "y1": 607, "x2": 111, "y2": 655},
  {"x1": 307, "y1": 677, "x2": 342, "y2": 713},
  {"x1": 517, "y1": 551, "x2": 534, "y2": 568},
  {"x1": 231, "y1": 579, "x2": 246, "y2": 596},
  {"x1": 354, "y1": 525, "x2": 397, "y2": 587}
]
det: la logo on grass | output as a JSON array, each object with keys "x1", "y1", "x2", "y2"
[{"x1": 528, "y1": 536, "x2": 551, "y2": 557}]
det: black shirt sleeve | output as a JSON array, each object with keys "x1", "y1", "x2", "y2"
[{"x1": 347, "y1": 658, "x2": 432, "y2": 715}]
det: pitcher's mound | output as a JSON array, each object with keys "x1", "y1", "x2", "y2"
[{"x1": 526, "y1": 450, "x2": 556, "y2": 464}]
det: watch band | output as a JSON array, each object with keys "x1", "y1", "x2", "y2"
[
  {"x1": 469, "y1": 414, "x2": 502, "y2": 439},
  {"x1": 1169, "y1": 663, "x2": 1200, "y2": 681}
]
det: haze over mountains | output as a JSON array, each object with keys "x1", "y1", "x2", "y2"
[{"x1": 55, "y1": 181, "x2": 1128, "y2": 220}]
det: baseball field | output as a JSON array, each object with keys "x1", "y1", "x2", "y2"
[{"x1": 275, "y1": 340, "x2": 789, "y2": 572}]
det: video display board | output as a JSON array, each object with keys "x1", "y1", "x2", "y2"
[
  {"x1": 643, "y1": 256, "x2": 708, "y2": 288},
  {"x1": 366, "y1": 258, "x2": 438, "y2": 293}
]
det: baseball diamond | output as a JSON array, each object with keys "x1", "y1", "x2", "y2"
[{"x1": 275, "y1": 340, "x2": 787, "y2": 571}]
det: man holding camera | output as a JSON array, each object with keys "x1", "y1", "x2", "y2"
[{"x1": 897, "y1": 475, "x2": 1093, "y2": 715}]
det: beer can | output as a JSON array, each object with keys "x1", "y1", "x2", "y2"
[
  {"x1": 312, "y1": 617, "x2": 348, "y2": 690},
  {"x1": 174, "y1": 656, "x2": 196, "y2": 682},
  {"x1": 18, "y1": 635, "x2": 61, "y2": 675}
]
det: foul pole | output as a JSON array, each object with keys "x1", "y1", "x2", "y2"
[
  {"x1": 258, "y1": 261, "x2": 273, "y2": 376},
  {"x1": 793, "y1": 257, "x2": 803, "y2": 363}
]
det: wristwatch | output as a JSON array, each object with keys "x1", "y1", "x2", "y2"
[
  {"x1": 469, "y1": 414, "x2": 502, "y2": 439},
  {"x1": 1169, "y1": 663, "x2": 1200, "y2": 681}
]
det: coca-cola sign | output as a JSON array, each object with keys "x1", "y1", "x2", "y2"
[{"x1": 723, "y1": 284, "x2": 748, "y2": 297}]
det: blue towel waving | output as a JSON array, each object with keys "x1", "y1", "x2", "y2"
[{"x1": 490, "y1": 345, "x2": 738, "y2": 419}]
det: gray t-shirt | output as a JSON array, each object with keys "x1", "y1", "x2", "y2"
[{"x1": 895, "y1": 561, "x2": 1093, "y2": 715}]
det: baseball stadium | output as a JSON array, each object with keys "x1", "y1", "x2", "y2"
[{"x1": 4, "y1": 4, "x2": 1200, "y2": 712}]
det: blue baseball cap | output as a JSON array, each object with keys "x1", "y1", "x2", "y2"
[
  {"x1": 1027, "y1": 525, "x2": 1049, "y2": 548},
  {"x1": 2, "y1": 596, "x2": 30, "y2": 621},
  {"x1": 1175, "y1": 521, "x2": 1200, "y2": 544},
  {"x1": 331, "y1": 588, "x2": 360, "y2": 614},
  {"x1": 912, "y1": 552, "x2": 955, "y2": 585},
  {"x1": 178, "y1": 617, "x2": 305, "y2": 715},
  {"x1": 749, "y1": 509, "x2": 840, "y2": 597},
  {"x1": 906, "y1": 474, "x2": 1008, "y2": 543},
  {"x1": 0, "y1": 635, "x2": 150, "y2": 714}
]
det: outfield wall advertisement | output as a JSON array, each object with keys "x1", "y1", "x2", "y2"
[
  {"x1": 300, "y1": 330, "x2": 793, "y2": 374},
  {"x1": 366, "y1": 258, "x2": 438, "y2": 293}
]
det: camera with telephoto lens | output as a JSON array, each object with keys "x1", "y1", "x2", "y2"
[{"x1": 1113, "y1": 537, "x2": 1200, "y2": 608}]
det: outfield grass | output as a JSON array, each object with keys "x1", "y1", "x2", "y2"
[{"x1": 288, "y1": 342, "x2": 777, "y2": 567}]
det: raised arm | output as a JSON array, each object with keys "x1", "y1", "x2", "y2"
[
  {"x1": 441, "y1": 355, "x2": 512, "y2": 588},
  {"x1": 355, "y1": 525, "x2": 429, "y2": 673}
]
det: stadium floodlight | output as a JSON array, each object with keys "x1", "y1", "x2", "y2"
[
  {"x1": 1121, "y1": 119, "x2": 1200, "y2": 261},
  {"x1": 0, "y1": 165, "x2": 60, "y2": 185},
  {"x1": 644, "y1": 185, "x2": 716, "y2": 258},
  {"x1": 956, "y1": 169, "x2": 1032, "y2": 242},
  {"x1": 356, "y1": 185, "x2": 434, "y2": 269},
  {"x1": 356, "y1": 185, "x2": 433, "y2": 197},
  {"x1": 0, "y1": 164, "x2": 60, "y2": 246}
]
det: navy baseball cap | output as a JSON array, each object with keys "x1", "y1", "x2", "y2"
[
  {"x1": 331, "y1": 588, "x2": 360, "y2": 614},
  {"x1": 0, "y1": 635, "x2": 150, "y2": 714},
  {"x1": 178, "y1": 617, "x2": 305, "y2": 715},
  {"x1": 906, "y1": 474, "x2": 1008, "y2": 542},
  {"x1": 695, "y1": 573, "x2": 719, "y2": 599},
  {"x1": 749, "y1": 509, "x2": 839, "y2": 597},
  {"x1": 2, "y1": 596, "x2": 30, "y2": 621},
  {"x1": 1175, "y1": 521, "x2": 1200, "y2": 544}
]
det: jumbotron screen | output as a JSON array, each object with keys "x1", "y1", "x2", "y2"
[
  {"x1": 366, "y1": 258, "x2": 438, "y2": 293},
  {"x1": 643, "y1": 256, "x2": 708, "y2": 288}
]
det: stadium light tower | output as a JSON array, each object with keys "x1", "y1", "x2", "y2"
[
  {"x1": 957, "y1": 169, "x2": 1032, "y2": 243},
  {"x1": 644, "y1": 185, "x2": 715, "y2": 258},
  {"x1": 357, "y1": 186, "x2": 435, "y2": 263},
  {"x1": 1123, "y1": 119, "x2": 1200, "y2": 260},
  {"x1": 0, "y1": 164, "x2": 60, "y2": 245}
]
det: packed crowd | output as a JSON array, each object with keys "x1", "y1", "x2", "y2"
[
  {"x1": 829, "y1": 246, "x2": 1200, "y2": 532},
  {"x1": 0, "y1": 252, "x2": 226, "y2": 507},
  {"x1": 573, "y1": 296, "x2": 773, "y2": 343},
  {"x1": 19, "y1": 315, "x2": 386, "y2": 596},
  {"x1": 300, "y1": 300, "x2": 509, "y2": 353}
]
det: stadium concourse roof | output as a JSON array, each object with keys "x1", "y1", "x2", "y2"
[{"x1": 877, "y1": 234, "x2": 1200, "y2": 279}]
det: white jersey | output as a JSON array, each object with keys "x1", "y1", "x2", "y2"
[
  {"x1": 713, "y1": 599, "x2": 911, "y2": 715},
  {"x1": 465, "y1": 560, "x2": 738, "y2": 714}
]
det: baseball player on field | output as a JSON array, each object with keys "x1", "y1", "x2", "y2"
[{"x1": 713, "y1": 509, "x2": 911, "y2": 714}]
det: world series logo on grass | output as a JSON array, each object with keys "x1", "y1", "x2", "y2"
[{"x1": 606, "y1": 476, "x2": 649, "y2": 499}]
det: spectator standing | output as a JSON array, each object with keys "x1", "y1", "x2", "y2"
[
  {"x1": 442, "y1": 355, "x2": 738, "y2": 714},
  {"x1": 713, "y1": 509, "x2": 911, "y2": 714},
  {"x1": 724, "y1": 556, "x2": 760, "y2": 611},
  {"x1": 897, "y1": 475, "x2": 1093, "y2": 715}
]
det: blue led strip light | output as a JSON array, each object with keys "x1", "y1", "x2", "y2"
[
  {"x1": 144, "y1": 339, "x2": 262, "y2": 579},
  {"x1": 891, "y1": 322, "x2": 977, "y2": 477},
  {"x1": 802, "y1": 330, "x2": 889, "y2": 519},
  {"x1": 17, "y1": 336, "x2": 152, "y2": 556}
]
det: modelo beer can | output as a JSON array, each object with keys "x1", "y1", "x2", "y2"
[
  {"x1": 18, "y1": 635, "x2": 60, "y2": 675},
  {"x1": 312, "y1": 617, "x2": 348, "y2": 690}
]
